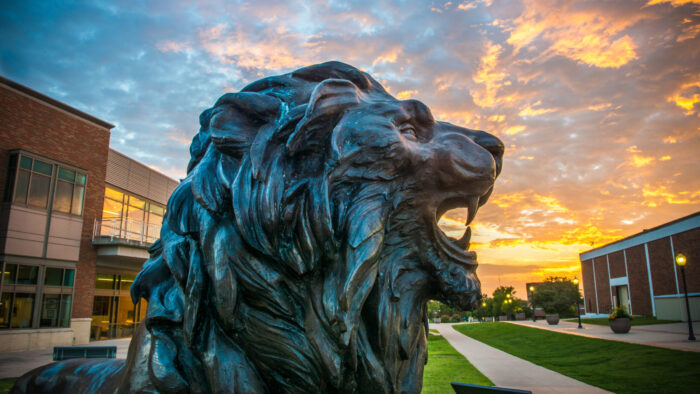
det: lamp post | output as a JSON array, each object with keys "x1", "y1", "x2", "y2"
[
  {"x1": 529, "y1": 286, "x2": 537, "y2": 322},
  {"x1": 573, "y1": 278, "x2": 582, "y2": 329},
  {"x1": 676, "y1": 253, "x2": 695, "y2": 341},
  {"x1": 482, "y1": 301, "x2": 487, "y2": 322}
]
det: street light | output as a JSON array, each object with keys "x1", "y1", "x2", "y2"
[
  {"x1": 573, "y1": 278, "x2": 582, "y2": 329},
  {"x1": 529, "y1": 286, "x2": 536, "y2": 322},
  {"x1": 676, "y1": 253, "x2": 695, "y2": 341}
]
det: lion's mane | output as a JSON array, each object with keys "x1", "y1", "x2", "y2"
[{"x1": 128, "y1": 62, "x2": 487, "y2": 394}]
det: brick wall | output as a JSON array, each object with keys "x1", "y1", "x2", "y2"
[
  {"x1": 581, "y1": 259, "x2": 597, "y2": 313},
  {"x1": 626, "y1": 245, "x2": 653, "y2": 315},
  {"x1": 647, "y1": 237, "x2": 676, "y2": 296},
  {"x1": 608, "y1": 250, "x2": 626, "y2": 278},
  {"x1": 0, "y1": 84, "x2": 111, "y2": 319},
  {"x1": 672, "y1": 227, "x2": 700, "y2": 293},
  {"x1": 593, "y1": 256, "x2": 612, "y2": 314}
]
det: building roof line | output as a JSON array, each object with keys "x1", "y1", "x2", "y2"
[
  {"x1": 0, "y1": 75, "x2": 115, "y2": 129},
  {"x1": 580, "y1": 211, "x2": 700, "y2": 259}
]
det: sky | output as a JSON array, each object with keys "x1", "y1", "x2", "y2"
[{"x1": 1, "y1": 0, "x2": 699, "y2": 297}]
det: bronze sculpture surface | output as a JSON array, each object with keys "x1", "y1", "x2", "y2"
[{"x1": 13, "y1": 61, "x2": 503, "y2": 393}]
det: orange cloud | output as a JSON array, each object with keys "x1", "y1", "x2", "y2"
[
  {"x1": 471, "y1": 41, "x2": 509, "y2": 108},
  {"x1": 505, "y1": 1, "x2": 642, "y2": 68},
  {"x1": 396, "y1": 90, "x2": 418, "y2": 99},
  {"x1": 642, "y1": 185, "x2": 700, "y2": 206},
  {"x1": 646, "y1": 0, "x2": 700, "y2": 6},
  {"x1": 519, "y1": 101, "x2": 557, "y2": 117},
  {"x1": 669, "y1": 80, "x2": 700, "y2": 115}
]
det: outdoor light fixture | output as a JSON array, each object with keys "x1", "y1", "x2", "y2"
[
  {"x1": 675, "y1": 253, "x2": 695, "y2": 341},
  {"x1": 573, "y1": 278, "x2": 582, "y2": 329}
]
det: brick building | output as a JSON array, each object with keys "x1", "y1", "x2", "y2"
[
  {"x1": 579, "y1": 212, "x2": 699, "y2": 321},
  {"x1": 0, "y1": 76, "x2": 177, "y2": 351}
]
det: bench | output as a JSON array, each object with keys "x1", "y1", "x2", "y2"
[
  {"x1": 452, "y1": 382, "x2": 532, "y2": 394},
  {"x1": 53, "y1": 346, "x2": 117, "y2": 361}
]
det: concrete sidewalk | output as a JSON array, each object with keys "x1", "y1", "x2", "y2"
[
  {"x1": 0, "y1": 338, "x2": 131, "y2": 379},
  {"x1": 433, "y1": 323, "x2": 610, "y2": 394},
  {"x1": 507, "y1": 320, "x2": 700, "y2": 352}
]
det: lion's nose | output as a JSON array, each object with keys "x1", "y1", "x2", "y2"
[{"x1": 472, "y1": 132, "x2": 504, "y2": 176}]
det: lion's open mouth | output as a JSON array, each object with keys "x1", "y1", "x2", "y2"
[{"x1": 433, "y1": 194, "x2": 487, "y2": 266}]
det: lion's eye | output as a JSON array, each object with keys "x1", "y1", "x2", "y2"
[{"x1": 399, "y1": 124, "x2": 418, "y2": 140}]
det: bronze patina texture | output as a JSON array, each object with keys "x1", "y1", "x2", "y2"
[{"x1": 13, "y1": 61, "x2": 503, "y2": 394}]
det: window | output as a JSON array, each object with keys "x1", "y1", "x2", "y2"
[
  {"x1": 99, "y1": 187, "x2": 165, "y2": 243},
  {"x1": 5, "y1": 152, "x2": 86, "y2": 215},
  {"x1": 91, "y1": 273, "x2": 147, "y2": 339},
  {"x1": 53, "y1": 167, "x2": 86, "y2": 215},
  {"x1": 1, "y1": 263, "x2": 74, "y2": 330}
]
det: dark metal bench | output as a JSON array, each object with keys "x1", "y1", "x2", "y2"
[
  {"x1": 53, "y1": 346, "x2": 117, "y2": 361},
  {"x1": 452, "y1": 382, "x2": 532, "y2": 394}
]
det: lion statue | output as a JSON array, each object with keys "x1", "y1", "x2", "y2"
[{"x1": 13, "y1": 61, "x2": 503, "y2": 394}]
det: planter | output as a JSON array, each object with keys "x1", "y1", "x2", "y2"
[
  {"x1": 609, "y1": 317, "x2": 631, "y2": 333},
  {"x1": 545, "y1": 314, "x2": 560, "y2": 325}
]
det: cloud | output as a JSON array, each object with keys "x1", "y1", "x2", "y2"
[{"x1": 1, "y1": 0, "x2": 698, "y2": 298}]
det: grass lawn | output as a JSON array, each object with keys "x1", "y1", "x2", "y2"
[
  {"x1": 564, "y1": 316, "x2": 679, "y2": 326},
  {"x1": 422, "y1": 332, "x2": 492, "y2": 393},
  {"x1": 454, "y1": 322, "x2": 700, "y2": 394},
  {"x1": 0, "y1": 378, "x2": 15, "y2": 394}
]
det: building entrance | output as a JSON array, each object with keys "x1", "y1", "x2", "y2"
[
  {"x1": 91, "y1": 273, "x2": 146, "y2": 340},
  {"x1": 615, "y1": 285, "x2": 631, "y2": 314}
]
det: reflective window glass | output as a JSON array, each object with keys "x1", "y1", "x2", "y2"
[
  {"x1": 128, "y1": 196, "x2": 146, "y2": 210},
  {"x1": 63, "y1": 269, "x2": 74, "y2": 287},
  {"x1": 60, "y1": 294, "x2": 72, "y2": 327},
  {"x1": 149, "y1": 204, "x2": 165, "y2": 216},
  {"x1": 32, "y1": 160, "x2": 52, "y2": 176},
  {"x1": 19, "y1": 156, "x2": 32, "y2": 170},
  {"x1": 10, "y1": 293, "x2": 35, "y2": 328},
  {"x1": 0, "y1": 293, "x2": 10, "y2": 328},
  {"x1": 120, "y1": 276, "x2": 135, "y2": 291},
  {"x1": 71, "y1": 185, "x2": 84, "y2": 216},
  {"x1": 104, "y1": 187, "x2": 124, "y2": 202},
  {"x1": 76, "y1": 173, "x2": 86, "y2": 185},
  {"x1": 53, "y1": 180, "x2": 73, "y2": 213},
  {"x1": 2, "y1": 264, "x2": 17, "y2": 284},
  {"x1": 44, "y1": 267, "x2": 63, "y2": 286},
  {"x1": 40, "y1": 294, "x2": 61, "y2": 327},
  {"x1": 16, "y1": 265, "x2": 38, "y2": 285},
  {"x1": 58, "y1": 168, "x2": 75, "y2": 182},
  {"x1": 13, "y1": 170, "x2": 30, "y2": 204},
  {"x1": 95, "y1": 274, "x2": 116, "y2": 290},
  {"x1": 27, "y1": 174, "x2": 50, "y2": 208},
  {"x1": 102, "y1": 197, "x2": 123, "y2": 219}
]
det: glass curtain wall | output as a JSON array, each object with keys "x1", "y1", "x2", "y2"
[
  {"x1": 91, "y1": 273, "x2": 147, "y2": 339},
  {"x1": 0, "y1": 263, "x2": 74, "y2": 329},
  {"x1": 100, "y1": 187, "x2": 164, "y2": 243}
]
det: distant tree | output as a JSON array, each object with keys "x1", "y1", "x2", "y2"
[{"x1": 531, "y1": 277, "x2": 582, "y2": 317}]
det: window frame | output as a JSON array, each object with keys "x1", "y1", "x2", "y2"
[
  {"x1": 0, "y1": 261, "x2": 75, "y2": 330},
  {"x1": 5, "y1": 150, "x2": 88, "y2": 217}
]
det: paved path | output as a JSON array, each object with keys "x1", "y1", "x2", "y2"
[
  {"x1": 432, "y1": 323, "x2": 611, "y2": 394},
  {"x1": 507, "y1": 320, "x2": 700, "y2": 352},
  {"x1": 0, "y1": 338, "x2": 131, "y2": 379}
]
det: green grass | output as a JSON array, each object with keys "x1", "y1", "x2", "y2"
[
  {"x1": 453, "y1": 322, "x2": 700, "y2": 394},
  {"x1": 564, "y1": 316, "x2": 679, "y2": 326},
  {"x1": 0, "y1": 378, "x2": 16, "y2": 394},
  {"x1": 422, "y1": 333, "x2": 493, "y2": 393}
]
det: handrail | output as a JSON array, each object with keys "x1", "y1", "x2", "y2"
[{"x1": 93, "y1": 218, "x2": 160, "y2": 245}]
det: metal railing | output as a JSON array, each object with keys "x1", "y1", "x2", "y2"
[{"x1": 93, "y1": 218, "x2": 160, "y2": 246}]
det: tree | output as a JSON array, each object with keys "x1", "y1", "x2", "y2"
[{"x1": 531, "y1": 277, "x2": 582, "y2": 317}]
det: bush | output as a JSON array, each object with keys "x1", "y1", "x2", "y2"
[
  {"x1": 450, "y1": 315, "x2": 462, "y2": 323},
  {"x1": 531, "y1": 277, "x2": 581, "y2": 317}
]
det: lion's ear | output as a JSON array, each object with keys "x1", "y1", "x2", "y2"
[
  {"x1": 209, "y1": 92, "x2": 282, "y2": 158},
  {"x1": 286, "y1": 79, "x2": 362, "y2": 154}
]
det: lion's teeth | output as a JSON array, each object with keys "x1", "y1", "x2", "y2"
[
  {"x1": 455, "y1": 226, "x2": 471, "y2": 250},
  {"x1": 465, "y1": 196, "x2": 479, "y2": 226}
]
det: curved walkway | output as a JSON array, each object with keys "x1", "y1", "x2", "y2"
[
  {"x1": 507, "y1": 320, "x2": 700, "y2": 352},
  {"x1": 432, "y1": 323, "x2": 611, "y2": 394}
]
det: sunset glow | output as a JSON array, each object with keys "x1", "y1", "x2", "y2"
[{"x1": 1, "y1": 0, "x2": 698, "y2": 296}]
